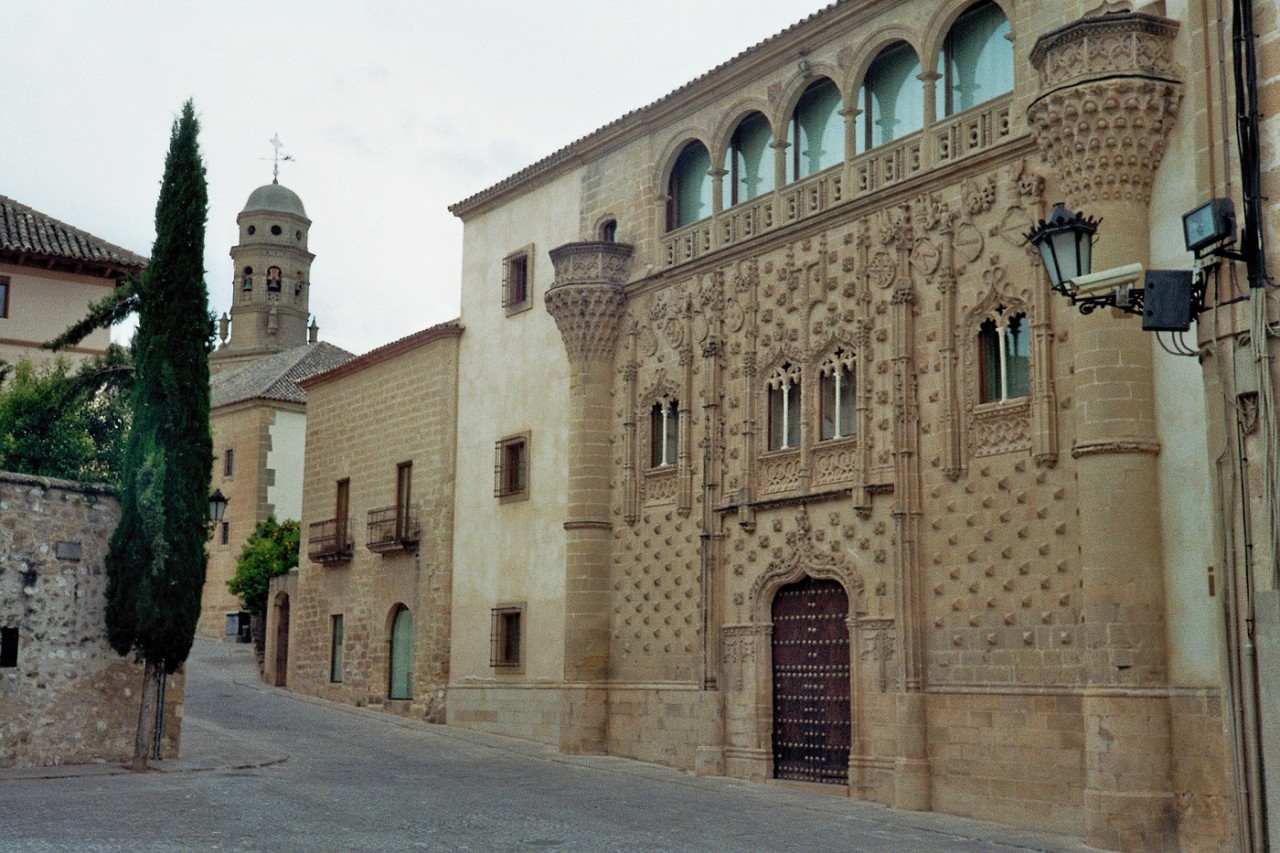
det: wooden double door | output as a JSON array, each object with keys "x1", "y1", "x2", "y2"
[{"x1": 771, "y1": 576, "x2": 851, "y2": 784}]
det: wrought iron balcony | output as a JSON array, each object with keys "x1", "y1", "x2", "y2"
[
  {"x1": 308, "y1": 517, "x2": 354, "y2": 564},
  {"x1": 366, "y1": 505, "x2": 420, "y2": 553}
]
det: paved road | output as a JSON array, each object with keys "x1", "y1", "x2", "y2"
[{"x1": 0, "y1": 640, "x2": 1087, "y2": 852}]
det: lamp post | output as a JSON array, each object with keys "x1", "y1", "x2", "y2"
[
  {"x1": 1025, "y1": 201, "x2": 1099, "y2": 295},
  {"x1": 207, "y1": 489, "x2": 228, "y2": 540},
  {"x1": 1027, "y1": 201, "x2": 1199, "y2": 331}
]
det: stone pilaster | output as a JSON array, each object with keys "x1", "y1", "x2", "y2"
[
  {"x1": 545, "y1": 241, "x2": 634, "y2": 754},
  {"x1": 1028, "y1": 10, "x2": 1181, "y2": 852}
]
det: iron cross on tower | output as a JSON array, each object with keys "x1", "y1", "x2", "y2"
[{"x1": 267, "y1": 134, "x2": 294, "y2": 183}]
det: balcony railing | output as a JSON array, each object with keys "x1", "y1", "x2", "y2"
[
  {"x1": 366, "y1": 505, "x2": 420, "y2": 553},
  {"x1": 659, "y1": 94, "x2": 1013, "y2": 270},
  {"x1": 308, "y1": 517, "x2": 354, "y2": 564}
]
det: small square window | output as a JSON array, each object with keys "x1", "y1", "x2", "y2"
[
  {"x1": 490, "y1": 605, "x2": 524, "y2": 669},
  {"x1": 0, "y1": 276, "x2": 9, "y2": 319},
  {"x1": 330, "y1": 615, "x2": 344, "y2": 683},
  {"x1": 494, "y1": 433, "x2": 530, "y2": 501},
  {"x1": 1, "y1": 627, "x2": 18, "y2": 668},
  {"x1": 502, "y1": 247, "x2": 534, "y2": 314}
]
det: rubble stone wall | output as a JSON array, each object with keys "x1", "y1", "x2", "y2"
[{"x1": 0, "y1": 472, "x2": 182, "y2": 768}]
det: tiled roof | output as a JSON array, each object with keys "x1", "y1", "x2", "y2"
[
  {"x1": 448, "y1": 1, "x2": 837, "y2": 217},
  {"x1": 210, "y1": 342, "x2": 356, "y2": 409},
  {"x1": 299, "y1": 320, "x2": 463, "y2": 389},
  {"x1": 0, "y1": 194, "x2": 147, "y2": 275}
]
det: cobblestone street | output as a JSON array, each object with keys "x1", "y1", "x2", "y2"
[{"x1": 0, "y1": 639, "x2": 1087, "y2": 852}]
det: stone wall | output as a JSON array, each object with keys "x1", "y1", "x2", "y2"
[
  {"x1": 0, "y1": 472, "x2": 182, "y2": 768},
  {"x1": 286, "y1": 324, "x2": 460, "y2": 722}
]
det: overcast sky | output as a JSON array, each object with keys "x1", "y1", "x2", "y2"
[{"x1": 5, "y1": 0, "x2": 825, "y2": 357}]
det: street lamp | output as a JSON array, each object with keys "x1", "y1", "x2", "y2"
[
  {"x1": 1025, "y1": 201, "x2": 1099, "y2": 295},
  {"x1": 208, "y1": 489, "x2": 228, "y2": 539},
  {"x1": 1025, "y1": 201, "x2": 1199, "y2": 332}
]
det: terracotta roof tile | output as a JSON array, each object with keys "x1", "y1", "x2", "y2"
[
  {"x1": 0, "y1": 194, "x2": 147, "y2": 275},
  {"x1": 210, "y1": 342, "x2": 356, "y2": 409}
]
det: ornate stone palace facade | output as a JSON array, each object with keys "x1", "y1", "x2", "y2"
[{"x1": 274, "y1": 1, "x2": 1280, "y2": 849}]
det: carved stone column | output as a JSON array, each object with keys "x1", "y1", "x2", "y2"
[
  {"x1": 1028, "y1": 10, "x2": 1182, "y2": 851},
  {"x1": 891, "y1": 267, "x2": 929, "y2": 810},
  {"x1": 545, "y1": 241, "x2": 634, "y2": 754}
]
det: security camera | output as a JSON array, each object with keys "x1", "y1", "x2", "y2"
[{"x1": 1068, "y1": 262, "x2": 1145, "y2": 298}]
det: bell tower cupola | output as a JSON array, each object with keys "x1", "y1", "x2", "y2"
[{"x1": 210, "y1": 177, "x2": 315, "y2": 372}]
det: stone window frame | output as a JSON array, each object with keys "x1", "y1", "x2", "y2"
[
  {"x1": 490, "y1": 602, "x2": 525, "y2": 672},
  {"x1": 494, "y1": 432, "x2": 531, "y2": 502},
  {"x1": 816, "y1": 346, "x2": 859, "y2": 443},
  {"x1": 977, "y1": 307, "x2": 1030, "y2": 404},
  {"x1": 723, "y1": 110, "x2": 776, "y2": 209},
  {"x1": 787, "y1": 76, "x2": 845, "y2": 183},
  {"x1": 223, "y1": 447, "x2": 234, "y2": 478},
  {"x1": 765, "y1": 361, "x2": 803, "y2": 452},
  {"x1": 936, "y1": 0, "x2": 1014, "y2": 119},
  {"x1": 855, "y1": 40, "x2": 925, "y2": 155},
  {"x1": 502, "y1": 245, "x2": 535, "y2": 315},
  {"x1": 665, "y1": 139, "x2": 713, "y2": 231},
  {"x1": 647, "y1": 395, "x2": 680, "y2": 470},
  {"x1": 963, "y1": 294, "x2": 1037, "y2": 460}
]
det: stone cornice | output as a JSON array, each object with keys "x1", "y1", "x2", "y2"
[
  {"x1": 549, "y1": 242, "x2": 634, "y2": 287},
  {"x1": 448, "y1": 2, "x2": 888, "y2": 219},
  {"x1": 1071, "y1": 438, "x2": 1161, "y2": 459},
  {"x1": 1030, "y1": 9, "x2": 1181, "y2": 92}
]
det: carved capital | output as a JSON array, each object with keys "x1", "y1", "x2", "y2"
[
  {"x1": 1027, "y1": 10, "x2": 1183, "y2": 206},
  {"x1": 545, "y1": 283, "x2": 626, "y2": 364},
  {"x1": 545, "y1": 242, "x2": 634, "y2": 364}
]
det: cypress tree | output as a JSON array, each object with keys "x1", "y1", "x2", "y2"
[{"x1": 104, "y1": 100, "x2": 212, "y2": 770}]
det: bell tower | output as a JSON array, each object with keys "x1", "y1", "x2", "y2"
[{"x1": 210, "y1": 179, "x2": 315, "y2": 373}]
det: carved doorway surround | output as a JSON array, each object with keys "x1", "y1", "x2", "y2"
[{"x1": 743, "y1": 506, "x2": 866, "y2": 785}]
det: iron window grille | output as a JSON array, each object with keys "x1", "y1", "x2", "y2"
[
  {"x1": 494, "y1": 433, "x2": 530, "y2": 501},
  {"x1": 502, "y1": 247, "x2": 535, "y2": 313},
  {"x1": 490, "y1": 605, "x2": 524, "y2": 669}
]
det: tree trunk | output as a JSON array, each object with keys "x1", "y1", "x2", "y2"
[{"x1": 129, "y1": 658, "x2": 160, "y2": 772}]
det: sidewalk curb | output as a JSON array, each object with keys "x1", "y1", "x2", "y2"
[{"x1": 0, "y1": 754, "x2": 289, "y2": 782}]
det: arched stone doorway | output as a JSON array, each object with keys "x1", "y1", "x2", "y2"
[
  {"x1": 274, "y1": 592, "x2": 290, "y2": 687},
  {"x1": 388, "y1": 605, "x2": 413, "y2": 700},
  {"x1": 770, "y1": 575, "x2": 851, "y2": 784}
]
